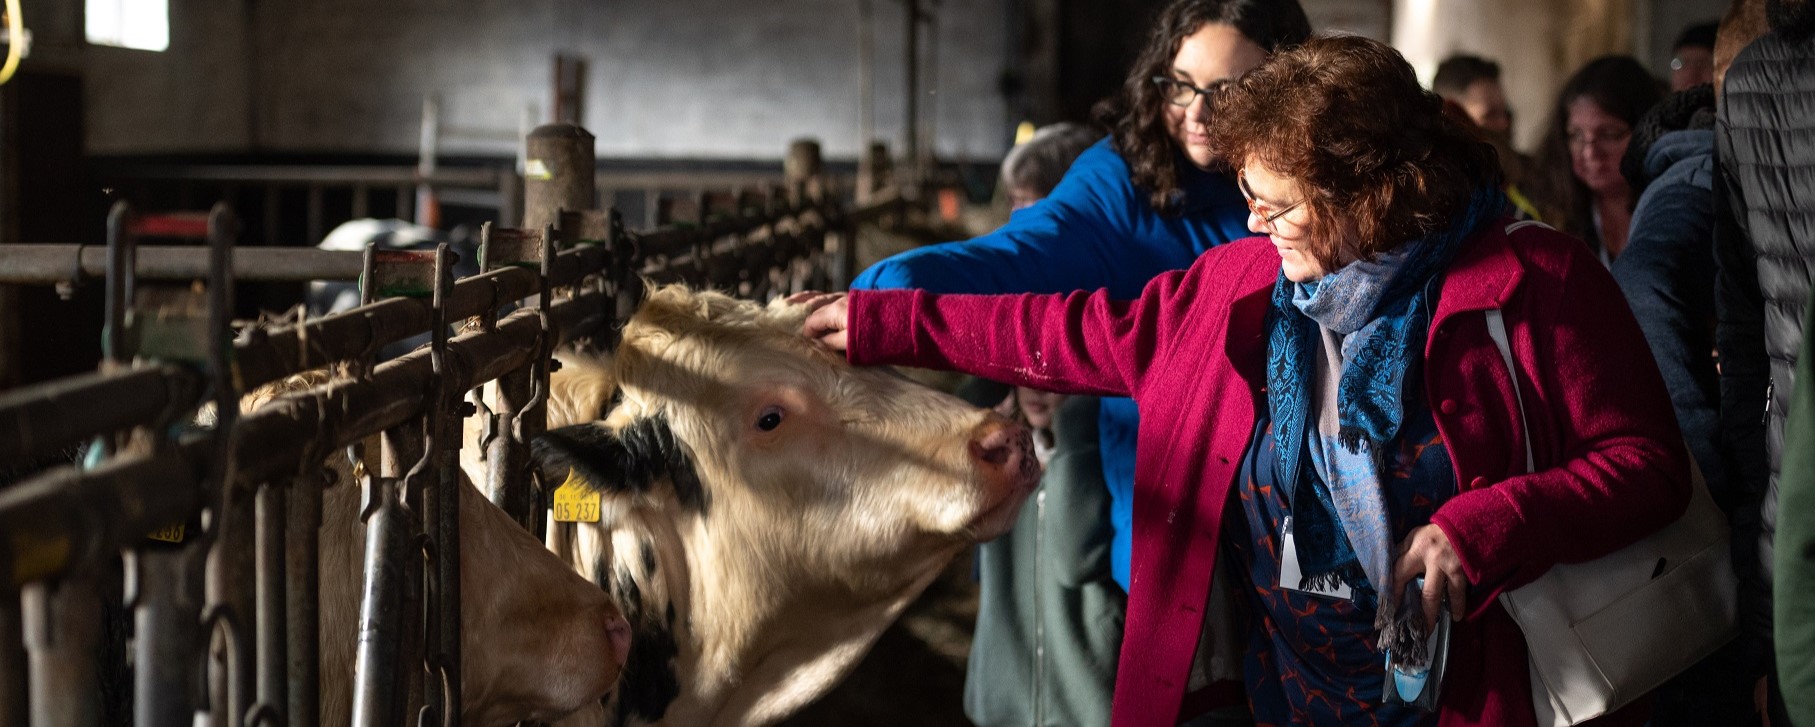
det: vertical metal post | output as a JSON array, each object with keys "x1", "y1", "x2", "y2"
[
  {"x1": 198, "y1": 204, "x2": 252, "y2": 727},
  {"x1": 608, "y1": 208, "x2": 643, "y2": 331},
  {"x1": 285, "y1": 468, "x2": 327, "y2": 727},
  {"x1": 23, "y1": 578, "x2": 103, "y2": 727},
  {"x1": 132, "y1": 544, "x2": 208, "y2": 726},
  {"x1": 350, "y1": 473, "x2": 410, "y2": 727},
  {"x1": 0, "y1": 588, "x2": 24, "y2": 725},
  {"x1": 254, "y1": 480, "x2": 288, "y2": 723},
  {"x1": 417, "y1": 95, "x2": 441, "y2": 229},
  {"x1": 523, "y1": 123, "x2": 596, "y2": 232},
  {"x1": 858, "y1": 0, "x2": 874, "y2": 159},
  {"x1": 354, "y1": 423, "x2": 426, "y2": 727},
  {"x1": 903, "y1": 0, "x2": 920, "y2": 181},
  {"x1": 422, "y1": 246, "x2": 461, "y2": 726}
]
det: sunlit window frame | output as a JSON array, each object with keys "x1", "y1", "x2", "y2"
[{"x1": 85, "y1": 0, "x2": 170, "y2": 52}]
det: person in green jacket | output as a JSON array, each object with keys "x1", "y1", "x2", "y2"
[
  {"x1": 1775, "y1": 290, "x2": 1815, "y2": 725},
  {"x1": 966, "y1": 392, "x2": 1124, "y2": 727}
]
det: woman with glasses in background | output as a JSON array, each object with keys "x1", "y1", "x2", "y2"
[
  {"x1": 849, "y1": 4, "x2": 1311, "y2": 723},
  {"x1": 1528, "y1": 55, "x2": 1665, "y2": 263},
  {"x1": 805, "y1": 35, "x2": 1691, "y2": 726}
]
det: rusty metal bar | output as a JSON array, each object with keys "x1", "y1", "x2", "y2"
[
  {"x1": 131, "y1": 542, "x2": 208, "y2": 727},
  {"x1": 254, "y1": 479, "x2": 288, "y2": 724},
  {"x1": 0, "y1": 589, "x2": 23, "y2": 725},
  {"x1": 22, "y1": 577, "x2": 104, "y2": 727},
  {"x1": 1, "y1": 448, "x2": 201, "y2": 588},
  {"x1": 285, "y1": 467, "x2": 327, "y2": 727},
  {"x1": 105, "y1": 165, "x2": 502, "y2": 188},
  {"x1": 0, "y1": 365, "x2": 199, "y2": 467},
  {"x1": 421, "y1": 245, "x2": 461, "y2": 726},
  {"x1": 0, "y1": 245, "x2": 365, "y2": 284}
]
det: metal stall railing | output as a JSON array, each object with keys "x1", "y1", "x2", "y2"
[{"x1": 0, "y1": 129, "x2": 909, "y2": 727}]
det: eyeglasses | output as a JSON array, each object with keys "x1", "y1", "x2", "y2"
[
  {"x1": 1151, "y1": 76, "x2": 1229, "y2": 107},
  {"x1": 1566, "y1": 125, "x2": 1632, "y2": 152},
  {"x1": 1237, "y1": 169, "x2": 1304, "y2": 227}
]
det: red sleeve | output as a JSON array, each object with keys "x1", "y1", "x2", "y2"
[
  {"x1": 845, "y1": 265, "x2": 1203, "y2": 400},
  {"x1": 1431, "y1": 244, "x2": 1693, "y2": 593}
]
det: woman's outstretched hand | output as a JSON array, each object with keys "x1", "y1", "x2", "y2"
[
  {"x1": 792, "y1": 291, "x2": 851, "y2": 352},
  {"x1": 1392, "y1": 524, "x2": 1467, "y2": 629}
]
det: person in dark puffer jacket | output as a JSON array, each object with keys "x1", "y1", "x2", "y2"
[
  {"x1": 1614, "y1": 82, "x2": 1763, "y2": 727},
  {"x1": 1714, "y1": 0, "x2": 1815, "y2": 724}
]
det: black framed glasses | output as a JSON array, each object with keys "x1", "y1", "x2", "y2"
[{"x1": 1151, "y1": 76, "x2": 1229, "y2": 107}]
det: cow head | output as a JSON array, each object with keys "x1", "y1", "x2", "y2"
[{"x1": 531, "y1": 285, "x2": 1038, "y2": 726}]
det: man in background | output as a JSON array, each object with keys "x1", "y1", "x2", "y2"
[{"x1": 1672, "y1": 20, "x2": 1720, "y2": 90}]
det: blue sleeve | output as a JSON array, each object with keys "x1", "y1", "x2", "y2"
[
  {"x1": 1614, "y1": 168, "x2": 1725, "y2": 504},
  {"x1": 849, "y1": 138, "x2": 1234, "y2": 297}
]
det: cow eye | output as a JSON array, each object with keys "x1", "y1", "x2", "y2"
[{"x1": 756, "y1": 406, "x2": 785, "y2": 432}]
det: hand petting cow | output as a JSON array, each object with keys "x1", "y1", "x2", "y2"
[{"x1": 507, "y1": 286, "x2": 1039, "y2": 726}]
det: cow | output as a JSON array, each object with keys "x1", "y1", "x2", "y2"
[
  {"x1": 511, "y1": 285, "x2": 1040, "y2": 726},
  {"x1": 240, "y1": 375, "x2": 632, "y2": 726}
]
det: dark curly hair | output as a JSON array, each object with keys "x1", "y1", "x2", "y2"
[
  {"x1": 1206, "y1": 35, "x2": 1502, "y2": 269},
  {"x1": 1090, "y1": 0, "x2": 1311, "y2": 213},
  {"x1": 1620, "y1": 84, "x2": 1715, "y2": 196}
]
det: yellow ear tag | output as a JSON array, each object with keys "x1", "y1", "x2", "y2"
[
  {"x1": 147, "y1": 525, "x2": 185, "y2": 543},
  {"x1": 552, "y1": 468, "x2": 602, "y2": 523}
]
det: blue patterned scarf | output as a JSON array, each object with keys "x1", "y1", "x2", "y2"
[{"x1": 1266, "y1": 188, "x2": 1504, "y2": 654}]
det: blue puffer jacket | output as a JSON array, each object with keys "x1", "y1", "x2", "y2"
[
  {"x1": 850, "y1": 137, "x2": 1252, "y2": 587},
  {"x1": 1613, "y1": 128, "x2": 1726, "y2": 504}
]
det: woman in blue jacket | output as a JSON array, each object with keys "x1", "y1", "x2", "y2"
[{"x1": 851, "y1": 0, "x2": 1311, "y2": 592}]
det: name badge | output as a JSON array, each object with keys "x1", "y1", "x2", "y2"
[{"x1": 1279, "y1": 516, "x2": 1354, "y2": 600}]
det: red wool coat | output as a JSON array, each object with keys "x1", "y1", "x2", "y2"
[{"x1": 847, "y1": 220, "x2": 1692, "y2": 726}]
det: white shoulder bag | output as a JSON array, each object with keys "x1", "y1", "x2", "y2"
[{"x1": 1484, "y1": 253, "x2": 1739, "y2": 726}]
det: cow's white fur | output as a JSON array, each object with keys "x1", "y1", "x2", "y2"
[{"x1": 519, "y1": 286, "x2": 1037, "y2": 727}]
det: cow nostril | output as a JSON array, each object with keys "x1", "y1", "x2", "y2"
[
  {"x1": 971, "y1": 423, "x2": 1027, "y2": 468},
  {"x1": 972, "y1": 439, "x2": 1012, "y2": 465}
]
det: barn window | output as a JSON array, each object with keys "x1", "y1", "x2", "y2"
[{"x1": 85, "y1": 0, "x2": 169, "y2": 52}]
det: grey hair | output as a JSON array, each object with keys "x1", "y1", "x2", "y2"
[{"x1": 1000, "y1": 123, "x2": 1104, "y2": 201}]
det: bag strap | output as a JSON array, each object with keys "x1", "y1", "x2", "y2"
[
  {"x1": 1490, "y1": 220, "x2": 1542, "y2": 475},
  {"x1": 1483, "y1": 309, "x2": 1534, "y2": 475}
]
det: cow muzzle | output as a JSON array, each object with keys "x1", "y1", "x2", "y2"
[{"x1": 965, "y1": 416, "x2": 1039, "y2": 535}]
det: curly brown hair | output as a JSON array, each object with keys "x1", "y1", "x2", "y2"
[
  {"x1": 1207, "y1": 35, "x2": 1502, "y2": 269},
  {"x1": 1090, "y1": 0, "x2": 1311, "y2": 213}
]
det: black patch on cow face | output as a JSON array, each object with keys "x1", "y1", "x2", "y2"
[
  {"x1": 530, "y1": 414, "x2": 709, "y2": 513},
  {"x1": 600, "y1": 562, "x2": 682, "y2": 724}
]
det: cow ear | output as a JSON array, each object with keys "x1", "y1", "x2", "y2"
[{"x1": 531, "y1": 417, "x2": 708, "y2": 513}]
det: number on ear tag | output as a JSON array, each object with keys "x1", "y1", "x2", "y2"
[
  {"x1": 147, "y1": 525, "x2": 186, "y2": 543},
  {"x1": 552, "y1": 469, "x2": 602, "y2": 523}
]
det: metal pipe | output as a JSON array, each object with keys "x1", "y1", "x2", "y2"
[
  {"x1": 0, "y1": 590, "x2": 23, "y2": 726},
  {"x1": 131, "y1": 544, "x2": 208, "y2": 727},
  {"x1": 523, "y1": 123, "x2": 596, "y2": 231},
  {"x1": 23, "y1": 577, "x2": 103, "y2": 727},
  {"x1": 0, "y1": 244, "x2": 366, "y2": 284},
  {"x1": 255, "y1": 481, "x2": 288, "y2": 724},
  {"x1": 233, "y1": 245, "x2": 605, "y2": 391},
  {"x1": 485, "y1": 366, "x2": 535, "y2": 528},
  {"x1": 0, "y1": 450, "x2": 202, "y2": 588},
  {"x1": 0, "y1": 365, "x2": 199, "y2": 467},
  {"x1": 903, "y1": 0, "x2": 920, "y2": 174},
  {"x1": 351, "y1": 476, "x2": 409, "y2": 727},
  {"x1": 103, "y1": 201, "x2": 134, "y2": 367},
  {"x1": 285, "y1": 469, "x2": 326, "y2": 727},
  {"x1": 0, "y1": 289, "x2": 610, "y2": 590}
]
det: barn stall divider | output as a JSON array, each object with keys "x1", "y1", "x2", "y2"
[{"x1": 0, "y1": 126, "x2": 914, "y2": 727}]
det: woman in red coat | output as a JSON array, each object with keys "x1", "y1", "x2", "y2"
[{"x1": 804, "y1": 35, "x2": 1690, "y2": 727}]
